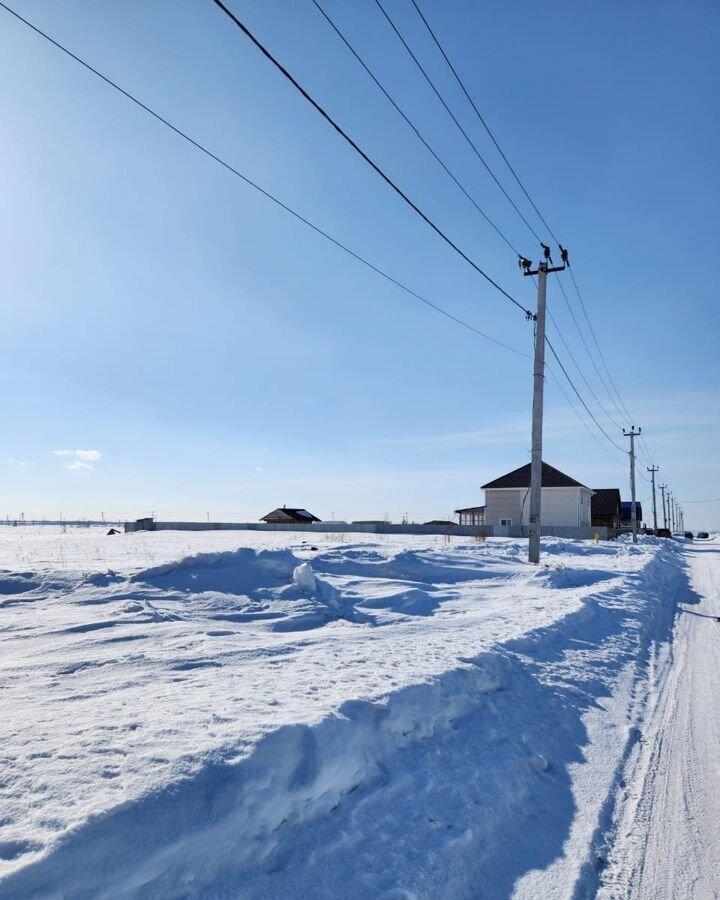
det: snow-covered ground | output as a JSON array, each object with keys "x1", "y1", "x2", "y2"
[
  {"x1": 0, "y1": 526, "x2": 708, "y2": 898},
  {"x1": 596, "y1": 538, "x2": 720, "y2": 899}
]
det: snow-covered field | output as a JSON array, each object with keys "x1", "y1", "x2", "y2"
[{"x1": 0, "y1": 526, "x2": 707, "y2": 898}]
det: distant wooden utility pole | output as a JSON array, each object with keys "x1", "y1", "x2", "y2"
[
  {"x1": 647, "y1": 466, "x2": 659, "y2": 531},
  {"x1": 519, "y1": 243, "x2": 568, "y2": 564},
  {"x1": 623, "y1": 427, "x2": 641, "y2": 543},
  {"x1": 659, "y1": 484, "x2": 668, "y2": 529}
]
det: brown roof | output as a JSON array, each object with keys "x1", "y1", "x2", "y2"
[
  {"x1": 482, "y1": 462, "x2": 587, "y2": 490},
  {"x1": 591, "y1": 489, "x2": 621, "y2": 517}
]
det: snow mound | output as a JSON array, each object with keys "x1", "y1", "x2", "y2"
[{"x1": 130, "y1": 547, "x2": 300, "y2": 594}]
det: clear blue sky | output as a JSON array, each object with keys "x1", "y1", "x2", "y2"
[{"x1": 1, "y1": 0, "x2": 718, "y2": 528}]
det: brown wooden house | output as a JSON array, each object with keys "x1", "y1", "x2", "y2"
[{"x1": 591, "y1": 489, "x2": 622, "y2": 529}]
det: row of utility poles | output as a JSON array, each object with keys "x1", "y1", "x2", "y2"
[
  {"x1": 522, "y1": 245, "x2": 682, "y2": 561},
  {"x1": 659, "y1": 483, "x2": 684, "y2": 533},
  {"x1": 623, "y1": 429, "x2": 683, "y2": 544}
]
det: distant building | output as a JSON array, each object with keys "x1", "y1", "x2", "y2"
[
  {"x1": 620, "y1": 502, "x2": 643, "y2": 528},
  {"x1": 454, "y1": 506, "x2": 485, "y2": 526},
  {"x1": 424, "y1": 520, "x2": 456, "y2": 528},
  {"x1": 133, "y1": 517, "x2": 156, "y2": 531},
  {"x1": 591, "y1": 489, "x2": 622, "y2": 529},
  {"x1": 481, "y1": 462, "x2": 593, "y2": 528},
  {"x1": 260, "y1": 507, "x2": 321, "y2": 525}
]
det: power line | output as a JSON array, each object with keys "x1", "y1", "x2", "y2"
[
  {"x1": 545, "y1": 337, "x2": 628, "y2": 455},
  {"x1": 527, "y1": 275, "x2": 628, "y2": 461},
  {"x1": 545, "y1": 364, "x2": 620, "y2": 462},
  {"x1": 211, "y1": 0, "x2": 532, "y2": 317},
  {"x1": 546, "y1": 303, "x2": 625, "y2": 436},
  {"x1": 553, "y1": 274, "x2": 625, "y2": 431},
  {"x1": 371, "y1": 0, "x2": 544, "y2": 245},
  {"x1": 3, "y1": 0, "x2": 643, "y2": 471},
  {"x1": 567, "y1": 266, "x2": 637, "y2": 425},
  {"x1": 408, "y1": 0, "x2": 559, "y2": 245},
  {"x1": 0, "y1": 0, "x2": 531, "y2": 359},
  {"x1": 638, "y1": 434, "x2": 656, "y2": 467},
  {"x1": 310, "y1": 0, "x2": 521, "y2": 257},
  {"x1": 404, "y1": 0, "x2": 651, "y2": 453},
  {"x1": 381, "y1": 0, "x2": 651, "y2": 462}
]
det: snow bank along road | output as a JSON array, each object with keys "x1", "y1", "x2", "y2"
[{"x1": 0, "y1": 527, "x2": 705, "y2": 898}]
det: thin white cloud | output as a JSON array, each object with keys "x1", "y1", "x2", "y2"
[{"x1": 52, "y1": 449, "x2": 102, "y2": 470}]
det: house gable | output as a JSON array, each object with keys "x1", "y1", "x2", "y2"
[{"x1": 482, "y1": 461, "x2": 587, "y2": 490}]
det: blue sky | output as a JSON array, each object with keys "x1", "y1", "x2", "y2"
[{"x1": 1, "y1": 0, "x2": 718, "y2": 528}]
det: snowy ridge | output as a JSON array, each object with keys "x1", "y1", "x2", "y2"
[{"x1": 0, "y1": 530, "x2": 691, "y2": 898}]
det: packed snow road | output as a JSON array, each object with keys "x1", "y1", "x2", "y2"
[
  {"x1": 0, "y1": 527, "x2": 703, "y2": 898},
  {"x1": 598, "y1": 538, "x2": 720, "y2": 899}
]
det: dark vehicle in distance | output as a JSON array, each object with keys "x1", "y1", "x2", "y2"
[
  {"x1": 684, "y1": 531, "x2": 694, "y2": 539},
  {"x1": 655, "y1": 528, "x2": 672, "y2": 538},
  {"x1": 697, "y1": 531, "x2": 710, "y2": 539}
]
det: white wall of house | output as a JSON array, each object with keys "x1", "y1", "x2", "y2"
[
  {"x1": 485, "y1": 487, "x2": 593, "y2": 527},
  {"x1": 484, "y1": 490, "x2": 524, "y2": 527}
]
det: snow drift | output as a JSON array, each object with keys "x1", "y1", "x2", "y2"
[{"x1": 0, "y1": 530, "x2": 694, "y2": 898}]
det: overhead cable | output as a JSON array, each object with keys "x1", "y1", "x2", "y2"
[
  {"x1": 408, "y1": 0, "x2": 559, "y2": 244},
  {"x1": 310, "y1": 0, "x2": 521, "y2": 257},
  {"x1": 371, "y1": 0, "x2": 544, "y2": 245},
  {"x1": 212, "y1": 0, "x2": 532, "y2": 317},
  {"x1": 545, "y1": 366, "x2": 620, "y2": 462},
  {"x1": 545, "y1": 338, "x2": 628, "y2": 455},
  {"x1": 405, "y1": 0, "x2": 651, "y2": 454},
  {"x1": 547, "y1": 304, "x2": 625, "y2": 436},
  {"x1": 0, "y1": 0, "x2": 530, "y2": 358}
]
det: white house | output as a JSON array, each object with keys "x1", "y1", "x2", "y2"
[{"x1": 481, "y1": 462, "x2": 593, "y2": 529}]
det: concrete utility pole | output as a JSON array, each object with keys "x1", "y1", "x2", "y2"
[
  {"x1": 623, "y1": 427, "x2": 641, "y2": 543},
  {"x1": 647, "y1": 466, "x2": 659, "y2": 531},
  {"x1": 659, "y1": 484, "x2": 668, "y2": 529},
  {"x1": 519, "y1": 244, "x2": 568, "y2": 564}
]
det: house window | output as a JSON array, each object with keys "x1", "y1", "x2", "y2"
[{"x1": 500, "y1": 518, "x2": 512, "y2": 526}]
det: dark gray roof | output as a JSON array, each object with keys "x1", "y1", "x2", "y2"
[
  {"x1": 261, "y1": 508, "x2": 321, "y2": 523},
  {"x1": 482, "y1": 462, "x2": 587, "y2": 490},
  {"x1": 591, "y1": 489, "x2": 621, "y2": 517},
  {"x1": 454, "y1": 506, "x2": 485, "y2": 514}
]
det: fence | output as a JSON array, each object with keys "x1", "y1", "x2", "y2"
[{"x1": 124, "y1": 520, "x2": 610, "y2": 541}]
